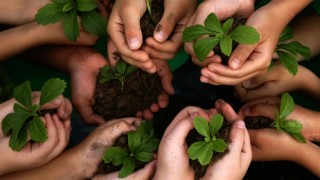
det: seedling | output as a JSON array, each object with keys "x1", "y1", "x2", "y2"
[
  {"x1": 146, "y1": 0, "x2": 152, "y2": 17},
  {"x1": 99, "y1": 60, "x2": 138, "y2": 88},
  {"x1": 270, "y1": 93, "x2": 306, "y2": 143},
  {"x1": 103, "y1": 121, "x2": 160, "y2": 178},
  {"x1": 1, "y1": 78, "x2": 66, "y2": 151},
  {"x1": 183, "y1": 13, "x2": 260, "y2": 61},
  {"x1": 188, "y1": 114, "x2": 227, "y2": 166},
  {"x1": 35, "y1": 0, "x2": 107, "y2": 41},
  {"x1": 273, "y1": 27, "x2": 311, "y2": 75}
]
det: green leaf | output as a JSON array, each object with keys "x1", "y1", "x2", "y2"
[
  {"x1": 282, "y1": 120, "x2": 303, "y2": 134},
  {"x1": 53, "y1": 0, "x2": 69, "y2": 4},
  {"x1": 40, "y1": 78, "x2": 67, "y2": 106},
  {"x1": 279, "y1": 26, "x2": 294, "y2": 42},
  {"x1": 134, "y1": 152, "x2": 153, "y2": 162},
  {"x1": 9, "y1": 123, "x2": 28, "y2": 151},
  {"x1": 182, "y1": 25, "x2": 213, "y2": 42},
  {"x1": 194, "y1": 37, "x2": 220, "y2": 62},
  {"x1": 198, "y1": 143, "x2": 213, "y2": 166},
  {"x1": 188, "y1": 141, "x2": 207, "y2": 160},
  {"x1": 76, "y1": 0, "x2": 97, "y2": 12},
  {"x1": 119, "y1": 157, "x2": 135, "y2": 178},
  {"x1": 220, "y1": 36, "x2": 233, "y2": 56},
  {"x1": 35, "y1": 3, "x2": 65, "y2": 25},
  {"x1": 193, "y1": 116, "x2": 210, "y2": 138},
  {"x1": 230, "y1": 25, "x2": 260, "y2": 44},
  {"x1": 103, "y1": 147, "x2": 128, "y2": 165},
  {"x1": 279, "y1": 93, "x2": 294, "y2": 119},
  {"x1": 28, "y1": 116, "x2": 48, "y2": 143},
  {"x1": 115, "y1": 61, "x2": 127, "y2": 75},
  {"x1": 209, "y1": 114, "x2": 223, "y2": 138},
  {"x1": 14, "y1": 103, "x2": 33, "y2": 116},
  {"x1": 212, "y1": 139, "x2": 227, "y2": 153},
  {"x1": 31, "y1": 104, "x2": 41, "y2": 114},
  {"x1": 128, "y1": 131, "x2": 141, "y2": 153},
  {"x1": 284, "y1": 41, "x2": 311, "y2": 59},
  {"x1": 63, "y1": 9, "x2": 79, "y2": 41},
  {"x1": 13, "y1": 81, "x2": 32, "y2": 109},
  {"x1": 204, "y1": 13, "x2": 223, "y2": 33},
  {"x1": 81, "y1": 11, "x2": 107, "y2": 36},
  {"x1": 276, "y1": 50, "x2": 298, "y2": 76},
  {"x1": 290, "y1": 133, "x2": 306, "y2": 143},
  {"x1": 137, "y1": 138, "x2": 160, "y2": 153},
  {"x1": 2, "y1": 113, "x2": 28, "y2": 135},
  {"x1": 125, "y1": 65, "x2": 138, "y2": 76},
  {"x1": 100, "y1": 66, "x2": 111, "y2": 76},
  {"x1": 222, "y1": 18, "x2": 233, "y2": 34},
  {"x1": 99, "y1": 75, "x2": 113, "y2": 84},
  {"x1": 62, "y1": 2, "x2": 74, "y2": 12}
]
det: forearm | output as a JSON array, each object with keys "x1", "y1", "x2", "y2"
[
  {"x1": 295, "y1": 141, "x2": 320, "y2": 177},
  {"x1": 295, "y1": 66, "x2": 320, "y2": 100}
]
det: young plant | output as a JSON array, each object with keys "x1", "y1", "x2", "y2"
[
  {"x1": 99, "y1": 60, "x2": 138, "y2": 88},
  {"x1": 35, "y1": 0, "x2": 107, "y2": 41},
  {"x1": 188, "y1": 114, "x2": 227, "y2": 166},
  {"x1": 103, "y1": 121, "x2": 160, "y2": 178},
  {"x1": 273, "y1": 27, "x2": 311, "y2": 75},
  {"x1": 1, "y1": 78, "x2": 67, "y2": 151},
  {"x1": 270, "y1": 93, "x2": 306, "y2": 143},
  {"x1": 146, "y1": 0, "x2": 152, "y2": 17},
  {"x1": 182, "y1": 13, "x2": 260, "y2": 61}
]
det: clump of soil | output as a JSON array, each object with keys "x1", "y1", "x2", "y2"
[
  {"x1": 244, "y1": 116, "x2": 273, "y2": 129},
  {"x1": 93, "y1": 0, "x2": 164, "y2": 121},
  {"x1": 186, "y1": 120, "x2": 231, "y2": 179}
]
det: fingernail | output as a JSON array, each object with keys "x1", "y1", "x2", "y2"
[
  {"x1": 190, "y1": 112, "x2": 199, "y2": 119},
  {"x1": 230, "y1": 58, "x2": 240, "y2": 69},
  {"x1": 154, "y1": 31, "x2": 166, "y2": 42},
  {"x1": 236, "y1": 120, "x2": 246, "y2": 129},
  {"x1": 129, "y1": 38, "x2": 140, "y2": 49},
  {"x1": 216, "y1": 99, "x2": 225, "y2": 104},
  {"x1": 242, "y1": 80, "x2": 251, "y2": 88}
]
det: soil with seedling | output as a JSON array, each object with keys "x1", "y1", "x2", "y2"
[
  {"x1": 93, "y1": 0, "x2": 164, "y2": 121},
  {"x1": 186, "y1": 120, "x2": 231, "y2": 179}
]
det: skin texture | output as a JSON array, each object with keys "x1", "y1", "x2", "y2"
[
  {"x1": 0, "y1": 93, "x2": 72, "y2": 175},
  {"x1": 0, "y1": 118, "x2": 158, "y2": 179},
  {"x1": 153, "y1": 99, "x2": 251, "y2": 180},
  {"x1": 186, "y1": 0, "x2": 312, "y2": 86},
  {"x1": 107, "y1": 0, "x2": 197, "y2": 73}
]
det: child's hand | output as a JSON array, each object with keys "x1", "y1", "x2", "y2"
[
  {"x1": 235, "y1": 63, "x2": 320, "y2": 102},
  {"x1": 0, "y1": 113, "x2": 71, "y2": 175},
  {"x1": 238, "y1": 97, "x2": 320, "y2": 142}
]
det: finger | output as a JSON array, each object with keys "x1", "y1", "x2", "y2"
[
  {"x1": 144, "y1": 37, "x2": 180, "y2": 55},
  {"x1": 241, "y1": 72, "x2": 271, "y2": 89},
  {"x1": 215, "y1": 99, "x2": 240, "y2": 123},
  {"x1": 63, "y1": 118, "x2": 72, "y2": 143},
  {"x1": 126, "y1": 160, "x2": 157, "y2": 180},
  {"x1": 142, "y1": 109, "x2": 154, "y2": 121},
  {"x1": 41, "y1": 114, "x2": 58, "y2": 151},
  {"x1": 150, "y1": 103, "x2": 160, "y2": 113},
  {"x1": 228, "y1": 44, "x2": 256, "y2": 69},
  {"x1": 142, "y1": 45, "x2": 177, "y2": 60},
  {"x1": 75, "y1": 101, "x2": 105, "y2": 125},
  {"x1": 242, "y1": 122, "x2": 252, "y2": 162},
  {"x1": 154, "y1": 60, "x2": 174, "y2": 95},
  {"x1": 107, "y1": 40, "x2": 121, "y2": 67},
  {"x1": 243, "y1": 103, "x2": 277, "y2": 119},
  {"x1": 31, "y1": 91, "x2": 41, "y2": 105},
  {"x1": 228, "y1": 120, "x2": 246, "y2": 157},
  {"x1": 157, "y1": 91, "x2": 169, "y2": 109}
]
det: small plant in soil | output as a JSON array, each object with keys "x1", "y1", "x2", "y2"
[
  {"x1": 273, "y1": 26, "x2": 311, "y2": 75},
  {"x1": 187, "y1": 114, "x2": 230, "y2": 179},
  {"x1": 35, "y1": 0, "x2": 107, "y2": 41},
  {"x1": 182, "y1": 13, "x2": 260, "y2": 61},
  {"x1": 245, "y1": 93, "x2": 306, "y2": 143},
  {"x1": 102, "y1": 121, "x2": 160, "y2": 178},
  {"x1": 1, "y1": 78, "x2": 66, "y2": 151}
]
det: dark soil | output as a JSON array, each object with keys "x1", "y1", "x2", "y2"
[
  {"x1": 244, "y1": 116, "x2": 273, "y2": 129},
  {"x1": 186, "y1": 120, "x2": 231, "y2": 179},
  {"x1": 93, "y1": 0, "x2": 164, "y2": 121},
  {"x1": 96, "y1": 136, "x2": 146, "y2": 175}
]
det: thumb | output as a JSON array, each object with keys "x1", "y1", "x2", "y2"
[
  {"x1": 228, "y1": 120, "x2": 246, "y2": 156},
  {"x1": 229, "y1": 44, "x2": 255, "y2": 69}
]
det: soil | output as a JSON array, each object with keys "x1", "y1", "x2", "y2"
[
  {"x1": 244, "y1": 116, "x2": 273, "y2": 129},
  {"x1": 93, "y1": 0, "x2": 164, "y2": 121},
  {"x1": 96, "y1": 135, "x2": 146, "y2": 175},
  {"x1": 186, "y1": 120, "x2": 231, "y2": 179}
]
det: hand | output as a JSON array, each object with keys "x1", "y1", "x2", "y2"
[
  {"x1": 92, "y1": 161, "x2": 156, "y2": 180},
  {"x1": 235, "y1": 63, "x2": 320, "y2": 102},
  {"x1": 238, "y1": 97, "x2": 320, "y2": 142},
  {"x1": 184, "y1": 0, "x2": 254, "y2": 67},
  {"x1": 142, "y1": 0, "x2": 197, "y2": 61},
  {"x1": 0, "y1": 113, "x2": 71, "y2": 175}
]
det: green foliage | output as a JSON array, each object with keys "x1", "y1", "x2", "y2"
[
  {"x1": 275, "y1": 27, "x2": 311, "y2": 76},
  {"x1": 1, "y1": 78, "x2": 66, "y2": 151},
  {"x1": 99, "y1": 60, "x2": 138, "y2": 88},
  {"x1": 269, "y1": 93, "x2": 306, "y2": 143},
  {"x1": 103, "y1": 121, "x2": 160, "y2": 178},
  {"x1": 188, "y1": 114, "x2": 227, "y2": 166},
  {"x1": 146, "y1": 0, "x2": 152, "y2": 17},
  {"x1": 35, "y1": 0, "x2": 107, "y2": 41},
  {"x1": 183, "y1": 13, "x2": 260, "y2": 61}
]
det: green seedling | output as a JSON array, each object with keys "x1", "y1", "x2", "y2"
[
  {"x1": 188, "y1": 114, "x2": 227, "y2": 166},
  {"x1": 99, "y1": 60, "x2": 138, "y2": 88},
  {"x1": 146, "y1": 0, "x2": 152, "y2": 17},
  {"x1": 273, "y1": 27, "x2": 311, "y2": 76},
  {"x1": 1, "y1": 78, "x2": 66, "y2": 151},
  {"x1": 183, "y1": 13, "x2": 260, "y2": 61},
  {"x1": 270, "y1": 93, "x2": 306, "y2": 143},
  {"x1": 103, "y1": 121, "x2": 160, "y2": 178},
  {"x1": 35, "y1": 0, "x2": 107, "y2": 41}
]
